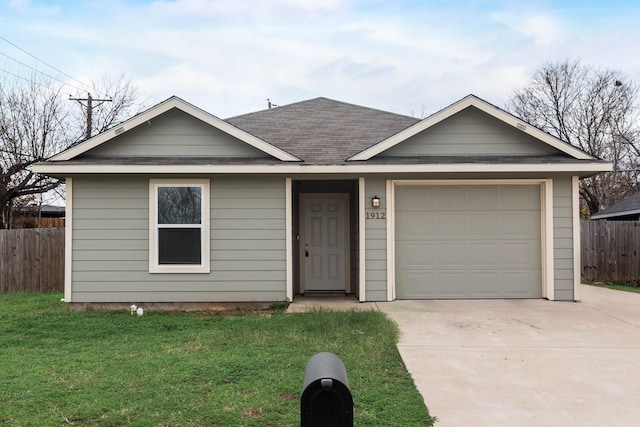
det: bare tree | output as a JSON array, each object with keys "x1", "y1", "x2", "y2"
[
  {"x1": 507, "y1": 59, "x2": 640, "y2": 216},
  {"x1": 68, "y1": 74, "x2": 146, "y2": 142},
  {"x1": 0, "y1": 79, "x2": 69, "y2": 228},
  {"x1": 0, "y1": 74, "x2": 145, "y2": 228}
]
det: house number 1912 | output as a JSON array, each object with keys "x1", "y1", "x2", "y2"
[{"x1": 366, "y1": 211, "x2": 386, "y2": 220}]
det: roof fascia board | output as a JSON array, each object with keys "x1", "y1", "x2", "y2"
[
  {"x1": 33, "y1": 161, "x2": 613, "y2": 175},
  {"x1": 591, "y1": 208, "x2": 640, "y2": 219},
  {"x1": 51, "y1": 97, "x2": 300, "y2": 162},
  {"x1": 348, "y1": 95, "x2": 594, "y2": 161}
]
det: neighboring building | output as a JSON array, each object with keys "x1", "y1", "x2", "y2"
[
  {"x1": 590, "y1": 192, "x2": 640, "y2": 220},
  {"x1": 33, "y1": 95, "x2": 611, "y2": 306},
  {"x1": 11, "y1": 204, "x2": 65, "y2": 228}
]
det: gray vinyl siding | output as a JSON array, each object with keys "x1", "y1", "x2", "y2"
[
  {"x1": 81, "y1": 109, "x2": 267, "y2": 158},
  {"x1": 552, "y1": 176, "x2": 575, "y2": 300},
  {"x1": 71, "y1": 175, "x2": 286, "y2": 302},
  {"x1": 364, "y1": 176, "x2": 388, "y2": 301},
  {"x1": 379, "y1": 107, "x2": 561, "y2": 157}
]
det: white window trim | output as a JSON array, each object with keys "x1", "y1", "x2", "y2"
[{"x1": 149, "y1": 179, "x2": 210, "y2": 273}]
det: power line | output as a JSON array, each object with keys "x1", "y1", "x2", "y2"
[
  {"x1": 0, "y1": 35, "x2": 109, "y2": 98},
  {"x1": 0, "y1": 68, "x2": 74, "y2": 97},
  {"x1": 0, "y1": 51, "x2": 90, "y2": 94}
]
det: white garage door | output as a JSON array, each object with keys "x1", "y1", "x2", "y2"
[{"x1": 395, "y1": 184, "x2": 541, "y2": 299}]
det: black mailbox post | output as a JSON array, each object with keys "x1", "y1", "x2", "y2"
[{"x1": 301, "y1": 352, "x2": 353, "y2": 427}]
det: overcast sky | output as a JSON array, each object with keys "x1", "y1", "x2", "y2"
[{"x1": 2, "y1": 0, "x2": 640, "y2": 119}]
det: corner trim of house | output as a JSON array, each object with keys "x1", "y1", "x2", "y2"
[
  {"x1": 358, "y1": 177, "x2": 366, "y2": 302},
  {"x1": 386, "y1": 179, "x2": 396, "y2": 301},
  {"x1": 285, "y1": 178, "x2": 293, "y2": 302},
  {"x1": 64, "y1": 177, "x2": 73, "y2": 302},
  {"x1": 572, "y1": 176, "x2": 581, "y2": 302},
  {"x1": 542, "y1": 179, "x2": 555, "y2": 300}
]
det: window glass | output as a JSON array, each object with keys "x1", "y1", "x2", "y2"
[
  {"x1": 158, "y1": 228, "x2": 201, "y2": 264},
  {"x1": 158, "y1": 186, "x2": 202, "y2": 224}
]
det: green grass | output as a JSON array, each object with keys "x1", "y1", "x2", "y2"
[
  {"x1": 587, "y1": 282, "x2": 640, "y2": 294},
  {"x1": 0, "y1": 293, "x2": 434, "y2": 426}
]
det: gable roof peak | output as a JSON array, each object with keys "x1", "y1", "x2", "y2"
[
  {"x1": 227, "y1": 96, "x2": 416, "y2": 121},
  {"x1": 348, "y1": 93, "x2": 596, "y2": 161},
  {"x1": 49, "y1": 95, "x2": 301, "y2": 162},
  {"x1": 225, "y1": 96, "x2": 419, "y2": 164}
]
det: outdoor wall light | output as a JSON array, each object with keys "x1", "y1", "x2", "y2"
[{"x1": 371, "y1": 196, "x2": 381, "y2": 208}]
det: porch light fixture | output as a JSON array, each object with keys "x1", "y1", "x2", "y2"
[{"x1": 371, "y1": 196, "x2": 381, "y2": 208}]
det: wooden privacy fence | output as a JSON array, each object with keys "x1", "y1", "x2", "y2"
[
  {"x1": 581, "y1": 220, "x2": 640, "y2": 284},
  {"x1": 0, "y1": 228, "x2": 65, "y2": 293}
]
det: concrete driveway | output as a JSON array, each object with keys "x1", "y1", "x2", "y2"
[{"x1": 379, "y1": 285, "x2": 640, "y2": 426}]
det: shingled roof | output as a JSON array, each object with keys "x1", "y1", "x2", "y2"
[
  {"x1": 225, "y1": 97, "x2": 419, "y2": 164},
  {"x1": 591, "y1": 192, "x2": 640, "y2": 220}
]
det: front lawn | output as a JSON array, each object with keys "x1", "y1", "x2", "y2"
[
  {"x1": 0, "y1": 293, "x2": 434, "y2": 426},
  {"x1": 587, "y1": 282, "x2": 640, "y2": 294}
]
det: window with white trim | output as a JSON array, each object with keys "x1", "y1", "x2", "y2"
[{"x1": 150, "y1": 179, "x2": 210, "y2": 273}]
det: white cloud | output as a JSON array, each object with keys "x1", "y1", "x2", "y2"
[
  {"x1": 8, "y1": 0, "x2": 58, "y2": 14},
  {"x1": 2, "y1": 0, "x2": 640, "y2": 120},
  {"x1": 8, "y1": 0, "x2": 30, "y2": 10},
  {"x1": 492, "y1": 12, "x2": 560, "y2": 46}
]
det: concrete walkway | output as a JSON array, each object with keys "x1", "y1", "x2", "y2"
[
  {"x1": 287, "y1": 294, "x2": 379, "y2": 312},
  {"x1": 379, "y1": 285, "x2": 640, "y2": 426}
]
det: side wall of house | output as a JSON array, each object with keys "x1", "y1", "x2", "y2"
[
  {"x1": 379, "y1": 107, "x2": 561, "y2": 157},
  {"x1": 552, "y1": 175, "x2": 576, "y2": 300},
  {"x1": 363, "y1": 176, "x2": 388, "y2": 301},
  {"x1": 81, "y1": 109, "x2": 268, "y2": 158},
  {"x1": 71, "y1": 175, "x2": 287, "y2": 302}
]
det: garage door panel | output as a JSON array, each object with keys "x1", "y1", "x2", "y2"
[
  {"x1": 467, "y1": 242, "x2": 500, "y2": 265},
  {"x1": 501, "y1": 271, "x2": 541, "y2": 297},
  {"x1": 436, "y1": 213, "x2": 466, "y2": 236},
  {"x1": 399, "y1": 271, "x2": 436, "y2": 298},
  {"x1": 468, "y1": 186, "x2": 499, "y2": 207},
  {"x1": 467, "y1": 213, "x2": 499, "y2": 234},
  {"x1": 399, "y1": 187, "x2": 434, "y2": 209},
  {"x1": 435, "y1": 242, "x2": 468, "y2": 266},
  {"x1": 500, "y1": 186, "x2": 538, "y2": 209},
  {"x1": 434, "y1": 186, "x2": 465, "y2": 209},
  {"x1": 396, "y1": 242, "x2": 436, "y2": 267},
  {"x1": 437, "y1": 272, "x2": 469, "y2": 297},
  {"x1": 396, "y1": 212, "x2": 435, "y2": 238},
  {"x1": 395, "y1": 184, "x2": 542, "y2": 299},
  {"x1": 501, "y1": 241, "x2": 540, "y2": 265},
  {"x1": 501, "y1": 212, "x2": 539, "y2": 236},
  {"x1": 472, "y1": 272, "x2": 502, "y2": 296}
]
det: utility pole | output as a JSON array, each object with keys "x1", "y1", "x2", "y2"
[{"x1": 69, "y1": 93, "x2": 112, "y2": 140}]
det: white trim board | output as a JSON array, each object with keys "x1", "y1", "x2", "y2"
[
  {"x1": 385, "y1": 179, "x2": 395, "y2": 302},
  {"x1": 64, "y1": 177, "x2": 73, "y2": 303},
  {"x1": 33, "y1": 161, "x2": 612, "y2": 175},
  {"x1": 358, "y1": 177, "x2": 367, "y2": 302},
  {"x1": 285, "y1": 178, "x2": 294, "y2": 302},
  {"x1": 572, "y1": 176, "x2": 581, "y2": 301}
]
